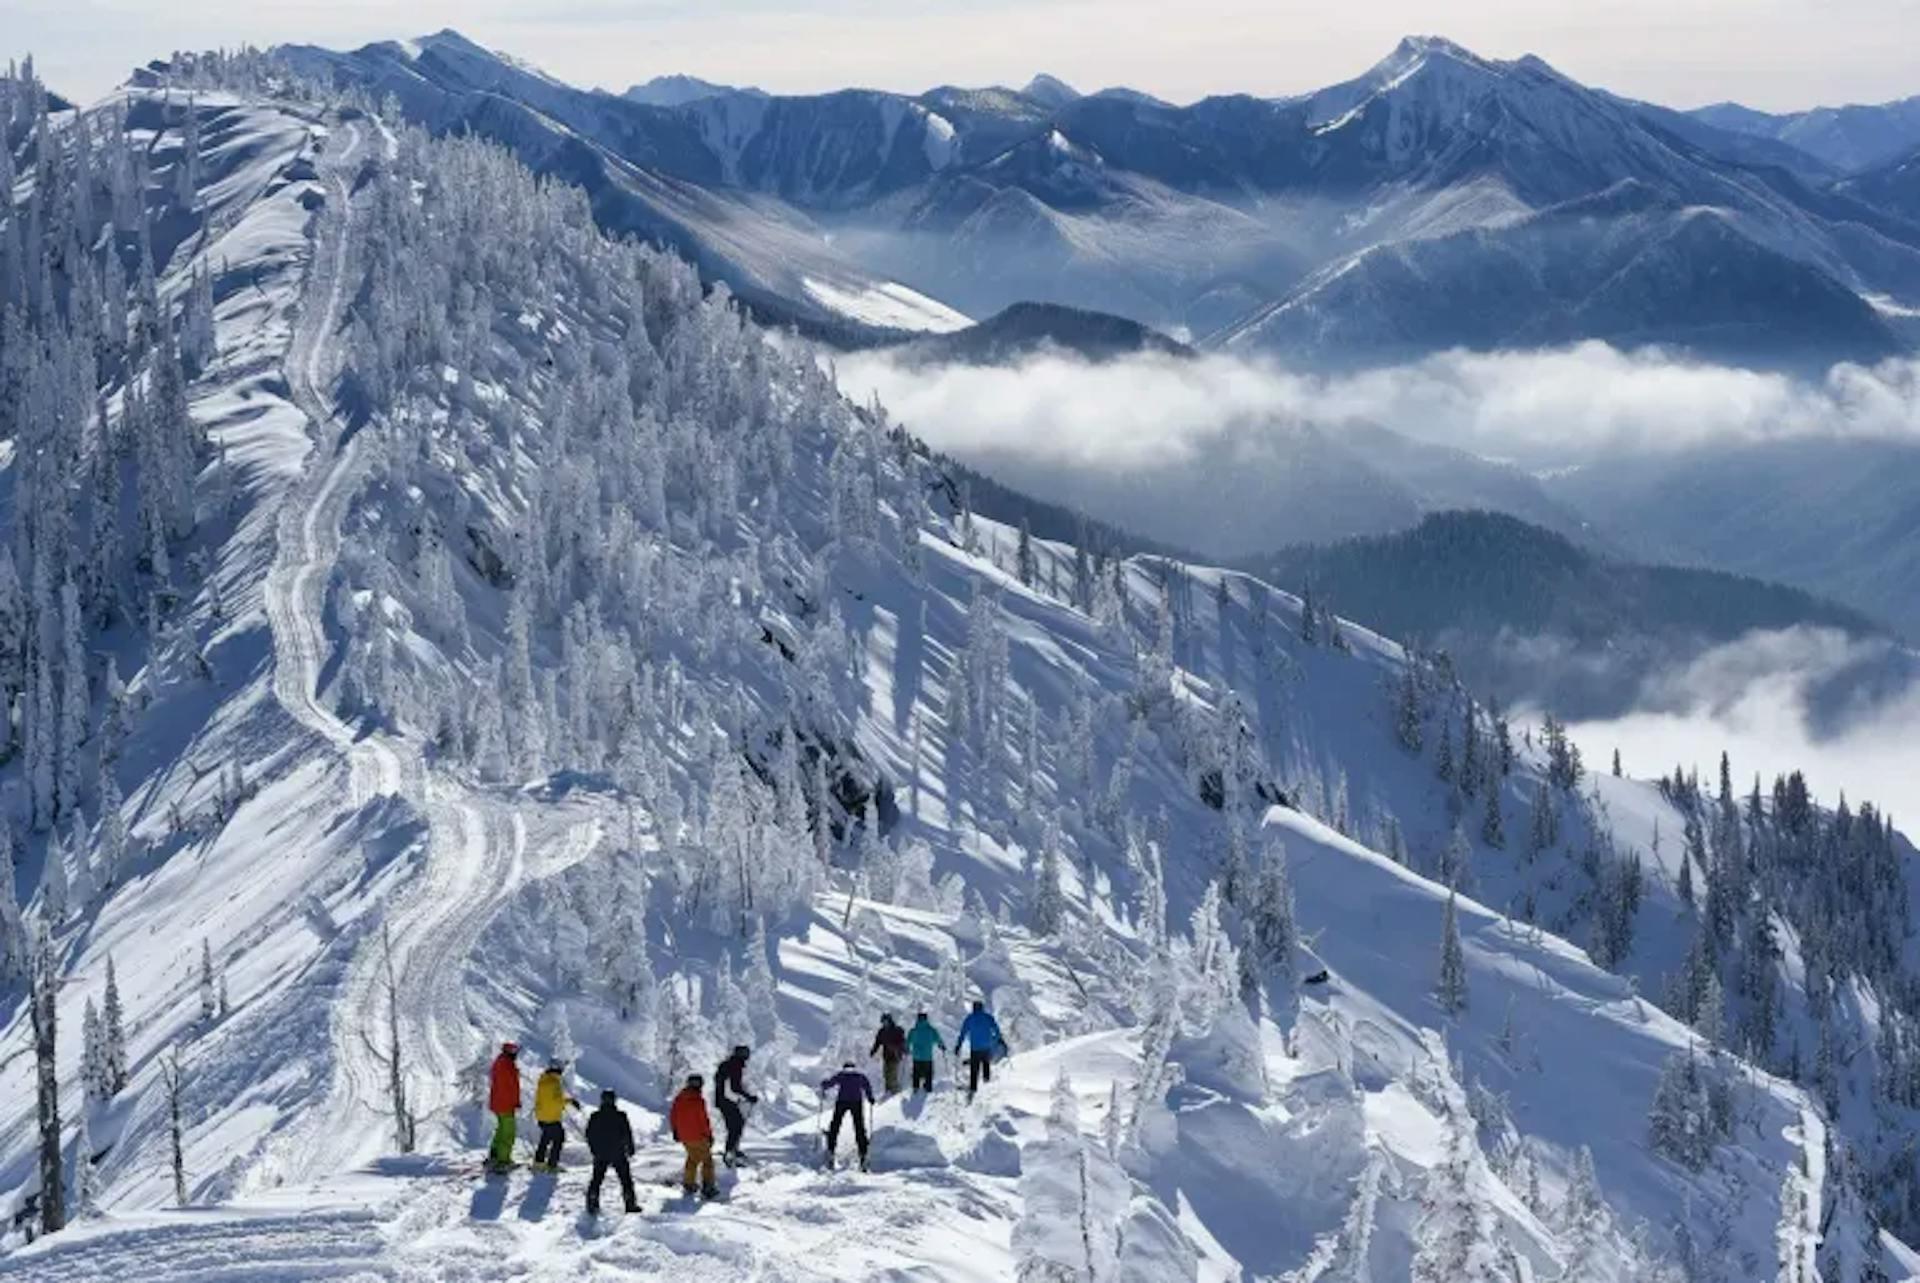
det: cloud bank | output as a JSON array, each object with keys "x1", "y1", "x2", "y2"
[
  {"x1": 838, "y1": 343, "x2": 1920, "y2": 476},
  {"x1": 1566, "y1": 628, "x2": 1920, "y2": 818}
]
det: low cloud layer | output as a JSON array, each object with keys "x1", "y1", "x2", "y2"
[
  {"x1": 838, "y1": 343, "x2": 1920, "y2": 472},
  {"x1": 1566, "y1": 628, "x2": 1920, "y2": 817}
]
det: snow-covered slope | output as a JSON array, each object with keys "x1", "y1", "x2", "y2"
[{"x1": 2, "y1": 54, "x2": 1917, "y2": 1283}]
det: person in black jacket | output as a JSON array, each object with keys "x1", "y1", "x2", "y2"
[
  {"x1": 714, "y1": 1045, "x2": 760, "y2": 1166},
  {"x1": 584, "y1": 1089, "x2": 639, "y2": 1215},
  {"x1": 870, "y1": 1014, "x2": 907, "y2": 1095}
]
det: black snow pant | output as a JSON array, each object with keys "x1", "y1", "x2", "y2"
[
  {"x1": 968, "y1": 1051, "x2": 993, "y2": 1098},
  {"x1": 911, "y1": 1059, "x2": 934, "y2": 1093},
  {"x1": 827, "y1": 1103, "x2": 869, "y2": 1162},
  {"x1": 533, "y1": 1122, "x2": 565, "y2": 1167},
  {"x1": 717, "y1": 1098, "x2": 746, "y2": 1157},
  {"x1": 586, "y1": 1155, "x2": 638, "y2": 1213}
]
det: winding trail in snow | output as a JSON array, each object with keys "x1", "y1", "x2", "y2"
[{"x1": 262, "y1": 113, "x2": 600, "y2": 1181}]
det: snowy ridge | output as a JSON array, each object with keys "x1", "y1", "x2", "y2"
[{"x1": 0, "y1": 57, "x2": 1910, "y2": 1282}]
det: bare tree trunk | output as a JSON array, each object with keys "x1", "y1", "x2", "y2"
[
  {"x1": 29, "y1": 925, "x2": 65, "y2": 1236},
  {"x1": 380, "y1": 923, "x2": 416, "y2": 1153},
  {"x1": 162, "y1": 1049, "x2": 187, "y2": 1207}
]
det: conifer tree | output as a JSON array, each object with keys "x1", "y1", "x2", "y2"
[
  {"x1": 30, "y1": 923, "x2": 64, "y2": 1234},
  {"x1": 199, "y1": 939, "x2": 216, "y2": 1023},
  {"x1": 103, "y1": 957, "x2": 128, "y2": 1094},
  {"x1": 1480, "y1": 784, "x2": 1504, "y2": 849},
  {"x1": 1437, "y1": 888, "x2": 1468, "y2": 1017}
]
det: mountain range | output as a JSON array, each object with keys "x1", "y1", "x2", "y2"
[{"x1": 276, "y1": 30, "x2": 1920, "y2": 366}]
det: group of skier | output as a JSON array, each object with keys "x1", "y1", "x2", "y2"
[{"x1": 481, "y1": 999, "x2": 1008, "y2": 1212}]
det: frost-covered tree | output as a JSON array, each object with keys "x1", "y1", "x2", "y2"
[
  {"x1": 1436, "y1": 888, "x2": 1468, "y2": 1017},
  {"x1": 1244, "y1": 836, "x2": 1297, "y2": 997},
  {"x1": 72, "y1": 1108, "x2": 99, "y2": 1219},
  {"x1": 82, "y1": 998, "x2": 111, "y2": 1104},
  {"x1": 1030, "y1": 831, "x2": 1067, "y2": 937},
  {"x1": 1480, "y1": 784, "x2": 1504, "y2": 849},
  {"x1": 199, "y1": 939, "x2": 217, "y2": 1023},
  {"x1": 30, "y1": 923, "x2": 64, "y2": 1234},
  {"x1": 1411, "y1": 1038, "x2": 1505, "y2": 1282},
  {"x1": 1395, "y1": 666, "x2": 1424, "y2": 753}
]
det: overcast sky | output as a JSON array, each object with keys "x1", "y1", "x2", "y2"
[{"x1": 9, "y1": 0, "x2": 1920, "y2": 111}]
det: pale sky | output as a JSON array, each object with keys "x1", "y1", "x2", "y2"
[{"x1": 9, "y1": 0, "x2": 1920, "y2": 112}]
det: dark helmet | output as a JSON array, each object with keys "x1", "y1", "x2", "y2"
[
  {"x1": 600, "y1": 1089, "x2": 618, "y2": 1106},
  {"x1": 501, "y1": 1041, "x2": 519, "y2": 1055},
  {"x1": 546, "y1": 1060, "x2": 564, "y2": 1073},
  {"x1": 733, "y1": 1044, "x2": 751, "y2": 1059},
  {"x1": 843, "y1": 1061, "x2": 856, "y2": 1069},
  {"x1": 916, "y1": 1011, "x2": 929, "y2": 1022},
  {"x1": 971, "y1": 1000, "x2": 984, "y2": 1012},
  {"x1": 881, "y1": 1013, "x2": 896, "y2": 1024},
  {"x1": 685, "y1": 1074, "x2": 704, "y2": 1091}
]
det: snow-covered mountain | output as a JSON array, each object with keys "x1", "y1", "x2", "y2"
[
  {"x1": 5, "y1": 45, "x2": 1920, "y2": 1283},
  {"x1": 277, "y1": 30, "x2": 1920, "y2": 367},
  {"x1": 1693, "y1": 95, "x2": 1920, "y2": 175},
  {"x1": 623, "y1": 74, "x2": 764, "y2": 109}
]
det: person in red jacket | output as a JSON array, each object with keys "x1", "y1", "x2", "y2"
[
  {"x1": 669, "y1": 1074, "x2": 719, "y2": 1198},
  {"x1": 488, "y1": 1042, "x2": 522, "y2": 1169}
]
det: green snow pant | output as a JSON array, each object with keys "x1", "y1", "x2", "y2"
[{"x1": 489, "y1": 1111, "x2": 517, "y2": 1166}]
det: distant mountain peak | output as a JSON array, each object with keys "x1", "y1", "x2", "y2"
[
  {"x1": 624, "y1": 73, "x2": 764, "y2": 108},
  {"x1": 1021, "y1": 73, "x2": 1081, "y2": 108}
]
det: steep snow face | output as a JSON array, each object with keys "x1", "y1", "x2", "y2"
[
  {"x1": 801, "y1": 276, "x2": 972, "y2": 332},
  {"x1": 685, "y1": 90, "x2": 967, "y2": 208},
  {"x1": 1, "y1": 66, "x2": 1913, "y2": 1282}
]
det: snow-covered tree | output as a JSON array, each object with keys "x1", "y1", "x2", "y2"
[
  {"x1": 30, "y1": 923, "x2": 64, "y2": 1234},
  {"x1": 1411, "y1": 1037, "x2": 1506, "y2": 1282},
  {"x1": 199, "y1": 939, "x2": 217, "y2": 1023},
  {"x1": 1436, "y1": 888, "x2": 1468, "y2": 1017}
]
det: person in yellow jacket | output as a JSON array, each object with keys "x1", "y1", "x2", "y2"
[{"x1": 532, "y1": 1060, "x2": 581, "y2": 1172}]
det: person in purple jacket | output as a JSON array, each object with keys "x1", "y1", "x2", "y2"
[{"x1": 819, "y1": 1061, "x2": 875, "y2": 1172}]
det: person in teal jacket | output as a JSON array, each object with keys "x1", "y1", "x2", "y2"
[
  {"x1": 906, "y1": 1011, "x2": 945, "y2": 1094},
  {"x1": 955, "y1": 1001, "x2": 1005, "y2": 1101}
]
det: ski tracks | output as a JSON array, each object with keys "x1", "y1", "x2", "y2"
[{"x1": 263, "y1": 111, "x2": 600, "y2": 1180}]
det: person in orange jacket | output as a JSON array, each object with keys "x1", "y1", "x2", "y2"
[
  {"x1": 669, "y1": 1074, "x2": 719, "y2": 1198},
  {"x1": 487, "y1": 1042, "x2": 523, "y2": 1169}
]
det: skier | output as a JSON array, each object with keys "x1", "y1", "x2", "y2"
[
  {"x1": 820, "y1": 1060, "x2": 875, "y2": 1172},
  {"x1": 714, "y1": 1044, "x2": 760, "y2": 1166},
  {"x1": 955, "y1": 1000, "x2": 1006, "y2": 1101},
  {"x1": 487, "y1": 1041, "x2": 521, "y2": 1169},
  {"x1": 906, "y1": 1011, "x2": 945, "y2": 1094},
  {"x1": 669, "y1": 1073, "x2": 719, "y2": 1198},
  {"x1": 870, "y1": 1013, "x2": 908, "y2": 1095},
  {"x1": 584, "y1": 1089, "x2": 640, "y2": 1215},
  {"x1": 532, "y1": 1058, "x2": 580, "y2": 1171}
]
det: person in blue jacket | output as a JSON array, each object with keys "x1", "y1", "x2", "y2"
[{"x1": 955, "y1": 1000, "x2": 1006, "y2": 1101}]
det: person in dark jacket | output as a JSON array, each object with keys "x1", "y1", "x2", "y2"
[
  {"x1": 955, "y1": 1001, "x2": 1005, "y2": 1101},
  {"x1": 584, "y1": 1089, "x2": 639, "y2": 1214},
  {"x1": 820, "y1": 1061, "x2": 875, "y2": 1171},
  {"x1": 714, "y1": 1045, "x2": 760, "y2": 1166},
  {"x1": 870, "y1": 1014, "x2": 908, "y2": 1095}
]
